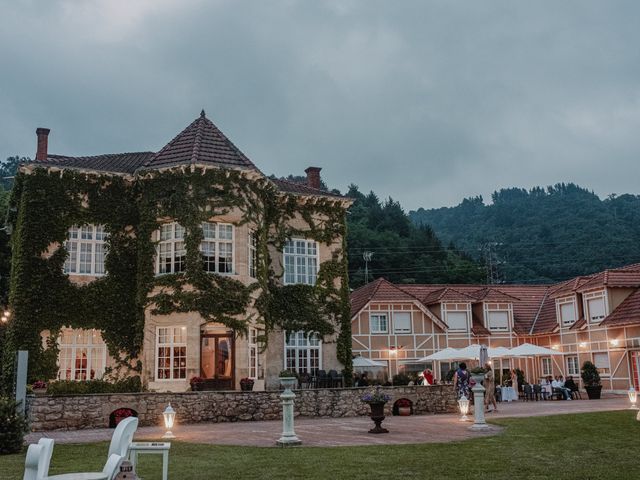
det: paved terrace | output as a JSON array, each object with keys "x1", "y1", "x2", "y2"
[{"x1": 27, "y1": 395, "x2": 629, "y2": 448}]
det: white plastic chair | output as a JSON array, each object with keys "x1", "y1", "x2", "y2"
[
  {"x1": 107, "y1": 417, "x2": 138, "y2": 458},
  {"x1": 44, "y1": 454, "x2": 124, "y2": 480},
  {"x1": 23, "y1": 442, "x2": 42, "y2": 480}
]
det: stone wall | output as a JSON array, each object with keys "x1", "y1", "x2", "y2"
[{"x1": 27, "y1": 385, "x2": 457, "y2": 431}]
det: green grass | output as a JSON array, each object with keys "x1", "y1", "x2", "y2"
[{"x1": 2, "y1": 411, "x2": 637, "y2": 479}]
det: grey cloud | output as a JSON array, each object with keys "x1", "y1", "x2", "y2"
[{"x1": 1, "y1": 0, "x2": 639, "y2": 209}]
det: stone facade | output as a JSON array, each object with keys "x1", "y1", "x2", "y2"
[{"x1": 27, "y1": 385, "x2": 457, "y2": 431}]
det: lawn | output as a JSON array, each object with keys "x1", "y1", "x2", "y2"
[{"x1": 1, "y1": 411, "x2": 637, "y2": 479}]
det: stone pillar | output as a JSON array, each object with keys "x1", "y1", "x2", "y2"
[
  {"x1": 470, "y1": 378, "x2": 488, "y2": 431},
  {"x1": 276, "y1": 384, "x2": 301, "y2": 446}
]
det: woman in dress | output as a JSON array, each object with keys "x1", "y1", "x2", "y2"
[
  {"x1": 511, "y1": 369, "x2": 519, "y2": 396},
  {"x1": 484, "y1": 364, "x2": 498, "y2": 412},
  {"x1": 422, "y1": 368, "x2": 434, "y2": 385},
  {"x1": 452, "y1": 362, "x2": 470, "y2": 399}
]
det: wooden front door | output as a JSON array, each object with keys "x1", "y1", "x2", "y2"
[{"x1": 201, "y1": 333, "x2": 235, "y2": 390}]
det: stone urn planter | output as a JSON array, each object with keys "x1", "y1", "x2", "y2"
[
  {"x1": 240, "y1": 378, "x2": 255, "y2": 391},
  {"x1": 471, "y1": 373, "x2": 485, "y2": 387},
  {"x1": 279, "y1": 377, "x2": 297, "y2": 391},
  {"x1": 367, "y1": 402, "x2": 389, "y2": 433}
]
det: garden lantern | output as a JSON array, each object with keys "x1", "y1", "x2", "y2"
[
  {"x1": 628, "y1": 387, "x2": 637, "y2": 409},
  {"x1": 458, "y1": 395, "x2": 470, "y2": 421},
  {"x1": 162, "y1": 403, "x2": 176, "y2": 439}
]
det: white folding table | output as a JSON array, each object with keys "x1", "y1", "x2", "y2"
[{"x1": 128, "y1": 442, "x2": 171, "y2": 480}]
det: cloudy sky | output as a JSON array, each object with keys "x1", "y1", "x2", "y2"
[{"x1": 1, "y1": 0, "x2": 639, "y2": 210}]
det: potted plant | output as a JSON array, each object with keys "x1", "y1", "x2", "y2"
[
  {"x1": 240, "y1": 377, "x2": 255, "y2": 391},
  {"x1": 32, "y1": 380, "x2": 47, "y2": 395},
  {"x1": 581, "y1": 361, "x2": 602, "y2": 400},
  {"x1": 361, "y1": 386, "x2": 391, "y2": 433},
  {"x1": 279, "y1": 370, "x2": 298, "y2": 390},
  {"x1": 190, "y1": 376, "x2": 205, "y2": 391}
]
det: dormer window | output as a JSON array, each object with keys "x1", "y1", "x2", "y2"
[
  {"x1": 557, "y1": 297, "x2": 576, "y2": 327},
  {"x1": 584, "y1": 291, "x2": 607, "y2": 324},
  {"x1": 484, "y1": 303, "x2": 511, "y2": 332},
  {"x1": 443, "y1": 303, "x2": 470, "y2": 332}
]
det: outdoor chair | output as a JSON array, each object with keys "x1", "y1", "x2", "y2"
[
  {"x1": 523, "y1": 384, "x2": 534, "y2": 401},
  {"x1": 533, "y1": 384, "x2": 543, "y2": 401},
  {"x1": 569, "y1": 385, "x2": 582, "y2": 400},
  {"x1": 329, "y1": 370, "x2": 343, "y2": 388},
  {"x1": 316, "y1": 370, "x2": 328, "y2": 388},
  {"x1": 23, "y1": 439, "x2": 124, "y2": 480},
  {"x1": 551, "y1": 387, "x2": 565, "y2": 400}
]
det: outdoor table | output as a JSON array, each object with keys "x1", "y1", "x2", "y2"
[
  {"x1": 501, "y1": 386, "x2": 518, "y2": 402},
  {"x1": 129, "y1": 441, "x2": 171, "y2": 480},
  {"x1": 45, "y1": 474, "x2": 109, "y2": 480}
]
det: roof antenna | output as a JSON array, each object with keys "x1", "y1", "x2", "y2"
[{"x1": 200, "y1": 109, "x2": 206, "y2": 118}]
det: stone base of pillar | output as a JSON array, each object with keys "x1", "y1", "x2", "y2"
[{"x1": 276, "y1": 436, "x2": 302, "y2": 446}]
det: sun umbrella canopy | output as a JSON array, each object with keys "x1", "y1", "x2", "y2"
[
  {"x1": 352, "y1": 356, "x2": 387, "y2": 368},
  {"x1": 416, "y1": 348, "x2": 462, "y2": 362},
  {"x1": 454, "y1": 344, "x2": 512, "y2": 360},
  {"x1": 509, "y1": 343, "x2": 562, "y2": 357}
]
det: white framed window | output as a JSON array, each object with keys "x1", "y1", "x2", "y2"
[
  {"x1": 200, "y1": 222, "x2": 234, "y2": 274},
  {"x1": 283, "y1": 239, "x2": 318, "y2": 285},
  {"x1": 248, "y1": 230, "x2": 257, "y2": 278},
  {"x1": 156, "y1": 223, "x2": 186, "y2": 274},
  {"x1": 541, "y1": 357, "x2": 552, "y2": 376},
  {"x1": 446, "y1": 312, "x2": 469, "y2": 332},
  {"x1": 370, "y1": 313, "x2": 388, "y2": 334},
  {"x1": 57, "y1": 328, "x2": 106, "y2": 381},
  {"x1": 567, "y1": 356, "x2": 579, "y2": 376},
  {"x1": 484, "y1": 303, "x2": 511, "y2": 332},
  {"x1": 557, "y1": 297, "x2": 577, "y2": 327},
  {"x1": 593, "y1": 352, "x2": 610, "y2": 376},
  {"x1": 248, "y1": 327, "x2": 263, "y2": 379},
  {"x1": 393, "y1": 312, "x2": 412, "y2": 334},
  {"x1": 584, "y1": 291, "x2": 607, "y2": 324},
  {"x1": 64, "y1": 225, "x2": 107, "y2": 275},
  {"x1": 284, "y1": 331, "x2": 321, "y2": 374},
  {"x1": 156, "y1": 326, "x2": 187, "y2": 381}
]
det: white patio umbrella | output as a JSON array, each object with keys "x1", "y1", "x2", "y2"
[
  {"x1": 352, "y1": 356, "x2": 387, "y2": 368},
  {"x1": 414, "y1": 347, "x2": 462, "y2": 362},
  {"x1": 454, "y1": 344, "x2": 512, "y2": 360},
  {"x1": 509, "y1": 343, "x2": 563, "y2": 357}
]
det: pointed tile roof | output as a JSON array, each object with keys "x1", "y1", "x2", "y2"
[
  {"x1": 143, "y1": 110, "x2": 259, "y2": 171},
  {"x1": 350, "y1": 278, "x2": 420, "y2": 318}
]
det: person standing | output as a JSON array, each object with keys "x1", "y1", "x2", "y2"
[
  {"x1": 511, "y1": 369, "x2": 519, "y2": 396},
  {"x1": 423, "y1": 368, "x2": 434, "y2": 385},
  {"x1": 453, "y1": 362, "x2": 471, "y2": 400},
  {"x1": 484, "y1": 364, "x2": 498, "y2": 412}
]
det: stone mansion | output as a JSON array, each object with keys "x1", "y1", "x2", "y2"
[{"x1": 5, "y1": 112, "x2": 352, "y2": 391}]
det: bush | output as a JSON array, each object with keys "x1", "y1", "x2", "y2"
[
  {"x1": 392, "y1": 373, "x2": 411, "y2": 385},
  {"x1": 581, "y1": 361, "x2": 601, "y2": 386},
  {"x1": 445, "y1": 369, "x2": 456, "y2": 382},
  {"x1": 0, "y1": 397, "x2": 28, "y2": 455},
  {"x1": 46, "y1": 376, "x2": 143, "y2": 396}
]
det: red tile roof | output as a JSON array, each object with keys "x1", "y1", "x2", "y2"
[
  {"x1": 601, "y1": 289, "x2": 640, "y2": 327},
  {"x1": 350, "y1": 278, "x2": 419, "y2": 318},
  {"x1": 34, "y1": 152, "x2": 154, "y2": 174}
]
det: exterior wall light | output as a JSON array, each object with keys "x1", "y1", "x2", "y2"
[
  {"x1": 162, "y1": 404, "x2": 176, "y2": 439},
  {"x1": 610, "y1": 339, "x2": 620, "y2": 347},
  {"x1": 579, "y1": 342, "x2": 587, "y2": 348},
  {"x1": 551, "y1": 345, "x2": 559, "y2": 350}
]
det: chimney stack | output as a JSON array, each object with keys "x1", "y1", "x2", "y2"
[
  {"x1": 305, "y1": 166, "x2": 322, "y2": 190},
  {"x1": 35, "y1": 128, "x2": 50, "y2": 161}
]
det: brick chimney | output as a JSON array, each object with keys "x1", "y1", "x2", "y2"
[
  {"x1": 35, "y1": 128, "x2": 50, "y2": 161},
  {"x1": 305, "y1": 166, "x2": 322, "y2": 189}
]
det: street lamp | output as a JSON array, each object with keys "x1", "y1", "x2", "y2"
[
  {"x1": 458, "y1": 395, "x2": 470, "y2": 421},
  {"x1": 628, "y1": 387, "x2": 637, "y2": 410},
  {"x1": 162, "y1": 404, "x2": 176, "y2": 439}
]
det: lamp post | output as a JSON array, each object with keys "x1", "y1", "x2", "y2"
[
  {"x1": 628, "y1": 387, "x2": 637, "y2": 410},
  {"x1": 458, "y1": 395, "x2": 470, "y2": 421},
  {"x1": 162, "y1": 404, "x2": 176, "y2": 439}
]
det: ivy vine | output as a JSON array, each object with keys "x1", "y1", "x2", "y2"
[{"x1": 1, "y1": 166, "x2": 352, "y2": 387}]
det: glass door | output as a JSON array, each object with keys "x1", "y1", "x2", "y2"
[{"x1": 201, "y1": 333, "x2": 235, "y2": 389}]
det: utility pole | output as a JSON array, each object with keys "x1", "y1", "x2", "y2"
[
  {"x1": 363, "y1": 251, "x2": 373, "y2": 284},
  {"x1": 479, "y1": 242, "x2": 505, "y2": 284}
]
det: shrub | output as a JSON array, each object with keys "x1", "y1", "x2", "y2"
[
  {"x1": 469, "y1": 367, "x2": 486, "y2": 375},
  {"x1": 279, "y1": 370, "x2": 298, "y2": 378},
  {"x1": 392, "y1": 373, "x2": 411, "y2": 386},
  {"x1": 0, "y1": 397, "x2": 29, "y2": 455},
  {"x1": 46, "y1": 376, "x2": 143, "y2": 396},
  {"x1": 581, "y1": 361, "x2": 601, "y2": 386}
]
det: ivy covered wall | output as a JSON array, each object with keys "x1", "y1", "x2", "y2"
[{"x1": 1, "y1": 166, "x2": 352, "y2": 390}]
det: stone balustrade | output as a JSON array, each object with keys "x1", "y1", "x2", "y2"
[{"x1": 27, "y1": 384, "x2": 457, "y2": 431}]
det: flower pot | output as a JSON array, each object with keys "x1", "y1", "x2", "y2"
[
  {"x1": 585, "y1": 385, "x2": 602, "y2": 400},
  {"x1": 280, "y1": 377, "x2": 297, "y2": 391},
  {"x1": 367, "y1": 402, "x2": 389, "y2": 433},
  {"x1": 32, "y1": 388, "x2": 47, "y2": 396},
  {"x1": 191, "y1": 382, "x2": 204, "y2": 392},
  {"x1": 240, "y1": 382, "x2": 254, "y2": 392},
  {"x1": 398, "y1": 406, "x2": 411, "y2": 416}
]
